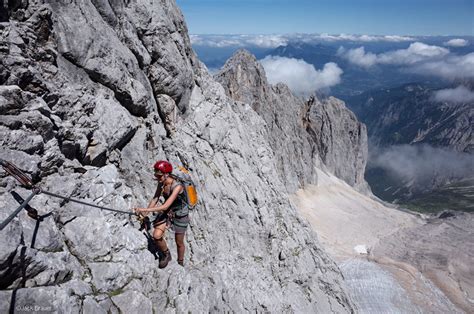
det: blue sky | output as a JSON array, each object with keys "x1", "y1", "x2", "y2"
[{"x1": 176, "y1": 0, "x2": 474, "y2": 36}]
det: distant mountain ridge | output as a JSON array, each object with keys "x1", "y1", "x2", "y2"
[
  {"x1": 267, "y1": 42, "x2": 437, "y2": 99},
  {"x1": 347, "y1": 83, "x2": 473, "y2": 153},
  {"x1": 347, "y1": 82, "x2": 474, "y2": 210}
]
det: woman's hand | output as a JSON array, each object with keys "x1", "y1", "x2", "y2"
[{"x1": 134, "y1": 207, "x2": 148, "y2": 214}]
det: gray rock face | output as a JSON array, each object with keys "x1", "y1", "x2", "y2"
[
  {"x1": 215, "y1": 50, "x2": 317, "y2": 192},
  {"x1": 51, "y1": 2, "x2": 155, "y2": 117},
  {"x1": 305, "y1": 96, "x2": 369, "y2": 192},
  {"x1": 82, "y1": 0, "x2": 198, "y2": 113},
  {"x1": 215, "y1": 49, "x2": 369, "y2": 193},
  {"x1": 1, "y1": 1, "x2": 355, "y2": 313},
  {"x1": 165, "y1": 68, "x2": 355, "y2": 312},
  {"x1": 112, "y1": 290, "x2": 153, "y2": 313}
]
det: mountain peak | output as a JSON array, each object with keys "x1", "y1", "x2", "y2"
[
  {"x1": 224, "y1": 48, "x2": 258, "y2": 64},
  {"x1": 217, "y1": 49, "x2": 264, "y2": 81},
  {"x1": 215, "y1": 49, "x2": 269, "y2": 106}
]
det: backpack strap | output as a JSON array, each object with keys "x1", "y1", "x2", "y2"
[
  {"x1": 170, "y1": 180, "x2": 184, "y2": 194},
  {"x1": 169, "y1": 179, "x2": 188, "y2": 215}
]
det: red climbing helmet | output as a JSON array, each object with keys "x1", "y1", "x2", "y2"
[{"x1": 153, "y1": 160, "x2": 173, "y2": 173}]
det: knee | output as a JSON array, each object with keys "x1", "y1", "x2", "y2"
[
  {"x1": 153, "y1": 232, "x2": 164, "y2": 241},
  {"x1": 175, "y1": 238, "x2": 185, "y2": 248}
]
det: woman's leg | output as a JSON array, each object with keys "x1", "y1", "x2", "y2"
[
  {"x1": 153, "y1": 222, "x2": 168, "y2": 253},
  {"x1": 175, "y1": 232, "x2": 185, "y2": 266},
  {"x1": 154, "y1": 222, "x2": 172, "y2": 268}
]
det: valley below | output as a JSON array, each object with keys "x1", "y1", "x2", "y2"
[
  {"x1": 290, "y1": 169, "x2": 474, "y2": 313},
  {"x1": 398, "y1": 178, "x2": 474, "y2": 213},
  {"x1": 366, "y1": 168, "x2": 474, "y2": 213}
]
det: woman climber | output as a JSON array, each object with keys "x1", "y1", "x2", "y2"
[{"x1": 134, "y1": 160, "x2": 190, "y2": 268}]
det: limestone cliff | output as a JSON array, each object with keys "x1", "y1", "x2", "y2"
[
  {"x1": 215, "y1": 50, "x2": 369, "y2": 193},
  {"x1": 0, "y1": 0, "x2": 355, "y2": 312}
]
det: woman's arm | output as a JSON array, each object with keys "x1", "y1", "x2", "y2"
[{"x1": 147, "y1": 183, "x2": 162, "y2": 208}]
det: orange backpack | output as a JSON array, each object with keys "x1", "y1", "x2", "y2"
[{"x1": 171, "y1": 166, "x2": 198, "y2": 209}]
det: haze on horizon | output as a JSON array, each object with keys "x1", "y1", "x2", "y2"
[{"x1": 176, "y1": 0, "x2": 474, "y2": 36}]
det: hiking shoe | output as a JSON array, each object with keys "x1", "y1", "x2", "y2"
[{"x1": 159, "y1": 250, "x2": 172, "y2": 269}]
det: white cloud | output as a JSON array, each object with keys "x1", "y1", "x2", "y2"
[
  {"x1": 370, "y1": 144, "x2": 474, "y2": 188},
  {"x1": 339, "y1": 42, "x2": 450, "y2": 67},
  {"x1": 383, "y1": 35, "x2": 416, "y2": 42},
  {"x1": 338, "y1": 41, "x2": 473, "y2": 81},
  {"x1": 444, "y1": 38, "x2": 469, "y2": 47},
  {"x1": 337, "y1": 46, "x2": 377, "y2": 68},
  {"x1": 243, "y1": 35, "x2": 288, "y2": 48},
  {"x1": 319, "y1": 33, "x2": 415, "y2": 42},
  {"x1": 433, "y1": 86, "x2": 474, "y2": 103},
  {"x1": 260, "y1": 56, "x2": 343, "y2": 95},
  {"x1": 189, "y1": 34, "x2": 288, "y2": 48},
  {"x1": 190, "y1": 35, "x2": 238, "y2": 47},
  {"x1": 189, "y1": 34, "x2": 203, "y2": 45},
  {"x1": 378, "y1": 42, "x2": 450, "y2": 64},
  {"x1": 189, "y1": 33, "x2": 416, "y2": 48},
  {"x1": 211, "y1": 39, "x2": 243, "y2": 48},
  {"x1": 413, "y1": 52, "x2": 474, "y2": 80}
]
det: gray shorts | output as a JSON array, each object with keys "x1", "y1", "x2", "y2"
[{"x1": 171, "y1": 215, "x2": 190, "y2": 234}]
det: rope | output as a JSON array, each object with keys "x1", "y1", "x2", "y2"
[
  {"x1": 41, "y1": 190, "x2": 135, "y2": 216},
  {"x1": 11, "y1": 190, "x2": 39, "y2": 220},
  {"x1": 0, "y1": 190, "x2": 39, "y2": 231},
  {"x1": 0, "y1": 159, "x2": 136, "y2": 229}
]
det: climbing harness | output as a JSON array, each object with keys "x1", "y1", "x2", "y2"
[
  {"x1": 137, "y1": 214, "x2": 152, "y2": 232},
  {"x1": 136, "y1": 213, "x2": 160, "y2": 260},
  {"x1": 0, "y1": 158, "x2": 136, "y2": 231}
]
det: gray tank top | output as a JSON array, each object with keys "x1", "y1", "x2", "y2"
[{"x1": 164, "y1": 180, "x2": 189, "y2": 217}]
